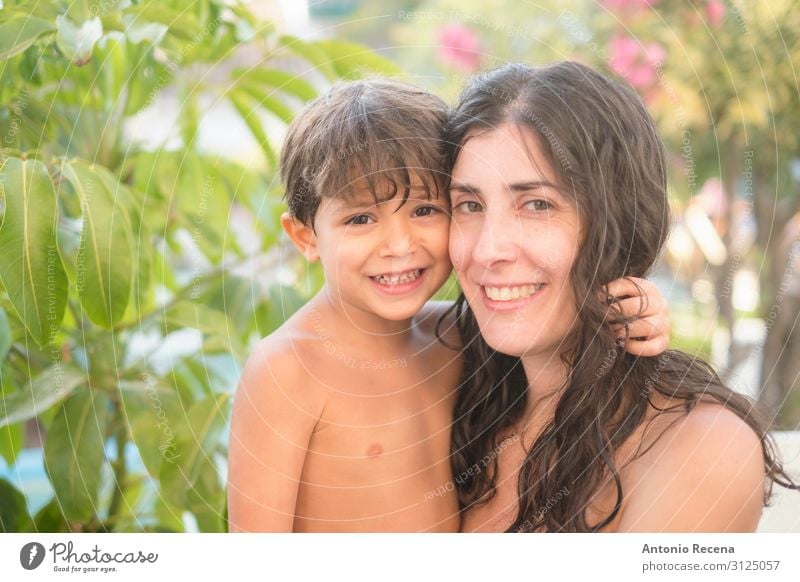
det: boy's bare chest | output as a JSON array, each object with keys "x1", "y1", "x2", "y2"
[
  {"x1": 312, "y1": 370, "x2": 454, "y2": 456},
  {"x1": 301, "y1": 349, "x2": 458, "y2": 477}
]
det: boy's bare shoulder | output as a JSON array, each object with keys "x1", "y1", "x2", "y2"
[
  {"x1": 413, "y1": 300, "x2": 461, "y2": 348},
  {"x1": 237, "y1": 319, "x2": 328, "y2": 415}
]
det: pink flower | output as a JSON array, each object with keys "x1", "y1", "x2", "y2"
[
  {"x1": 707, "y1": 0, "x2": 727, "y2": 28},
  {"x1": 438, "y1": 23, "x2": 481, "y2": 73},
  {"x1": 609, "y1": 35, "x2": 666, "y2": 89},
  {"x1": 695, "y1": 177, "x2": 728, "y2": 218},
  {"x1": 602, "y1": 0, "x2": 661, "y2": 13}
]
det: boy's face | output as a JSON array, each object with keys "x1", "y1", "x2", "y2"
[{"x1": 309, "y1": 176, "x2": 452, "y2": 323}]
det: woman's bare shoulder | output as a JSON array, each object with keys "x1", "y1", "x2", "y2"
[{"x1": 617, "y1": 400, "x2": 764, "y2": 531}]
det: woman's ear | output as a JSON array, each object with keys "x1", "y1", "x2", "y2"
[{"x1": 281, "y1": 212, "x2": 319, "y2": 261}]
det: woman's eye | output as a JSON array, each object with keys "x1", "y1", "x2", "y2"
[
  {"x1": 455, "y1": 200, "x2": 483, "y2": 214},
  {"x1": 414, "y1": 205, "x2": 440, "y2": 217},
  {"x1": 525, "y1": 199, "x2": 552, "y2": 212},
  {"x1": 345, "y1": 214, "x2": 372, "y2": 225}
]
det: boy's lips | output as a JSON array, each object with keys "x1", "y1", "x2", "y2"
[{"x1": 369, "y1": 268, "x2": 427, "y2": 295}]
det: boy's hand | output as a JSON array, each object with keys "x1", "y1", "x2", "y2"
[{"x1": 604, "y1": 277, "x2": 670, "y2": 357}]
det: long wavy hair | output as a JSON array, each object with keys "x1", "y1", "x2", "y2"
[{"x1": 441, "y1": 61, "x2": 797, "y2": 532}]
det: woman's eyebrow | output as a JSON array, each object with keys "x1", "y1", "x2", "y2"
[
  {"x1": 449, "y1": 180, "x2": 562, "y2": 194},
  {"x1": 508, "y1": 180, "x2": 560, "y2": 192},
  {"x1": 448, "y1": 181, "x2": 480, "y2": 193}
]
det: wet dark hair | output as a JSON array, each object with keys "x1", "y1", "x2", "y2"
[
  {"x1": 441, "y1": 61, "x2": 798, "y2": 532},
  {"x1": 280, "y1": 78, "x2": 449, "y2": 226}
]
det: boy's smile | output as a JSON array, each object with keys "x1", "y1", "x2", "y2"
[
  {"x1": 305, "y1": 177, "x2": 452, "y2": 327},
  {"x1": 369, "y1": 267, "x2": 427, "y2": 295}
]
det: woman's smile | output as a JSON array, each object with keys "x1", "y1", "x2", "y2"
[
  {"x1": 448, "y1": 122, "x2": 581, "y2": 361},
  {"x1": 479, "y1": 282, "x2": 547, "y2": 311}
]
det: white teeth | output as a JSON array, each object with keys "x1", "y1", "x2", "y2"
[
  {"x1": 484, "y1": 284, "x2": 544, "y2": 301},
  {"x1": 374, "y1": 269, "x2": 421, "y2": 285}
]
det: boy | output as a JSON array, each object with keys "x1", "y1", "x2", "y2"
[{"x1": 227, "y1": 79, "x2": 668, "y2": 532}]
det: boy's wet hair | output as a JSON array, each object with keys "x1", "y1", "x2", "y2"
[{"x1": 280, "y1": 78, "x2": 449, "y2": 226}]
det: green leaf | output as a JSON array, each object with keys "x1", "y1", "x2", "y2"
[
  {"x1": 0, "y1": 16, "x2": 56, "y2": 61},
  {"x1": 60, "y1": 160, "x2": 134, "y2": 328},
  {"x1": 167, "y1": 299, "x2": 245, "y2": 360},
  {"x1": 166, "y1": 301, "x2": 230, "y2": 337},
  {"x1": 160, "y1": 392, "x2": 230, "y2": 507},
  {"x1": 194, "y1": 274, "x2": 255, "y2": 344},
  {"x1": 151, "y1": 494, "x2": 185, "y2": 532},
  {"x1": 118, "y1": 379, "x2": 183, "y2": 480},
  {"x1": 0, "y1": 307, "x2": 10, "y2": 363},
  {"x1": 0, "y1": 478, "x2": 29, "y2": 532},
  {"x1": 265, "y1": 284, "x2": 306, "y2": 331},
  {"x1": 1, "y1": 2, "x2": 62, "y2": 21},
  {"x1": 43, "y1": 389, "x2": 110, "y2": 523},
  {"x1": 185, "y1": 462, "x2": 226, "y2": 532},
  {"x1": 124, "y1": 55, "x2": 171, "y2": 117},
  {"x1": 122, "y1": 4, "x2": 200, "y2": 41},
  {"x1": 56, "y1": 14, "x2": 103, "y2": 65},
  {"x1": 0, "y1": 420, "x2": 23, "y2": 467},
  {"x1": 228, "y1": 91, "x2": 277, "y2": 169},
  {"x1": 126, "y1": 209, "x2": 152, "y2": 318},
  {"x1": 0, "y1": 158, "x2": 68, "y2": 346},
  {"x1": 278, "y1": 34, "x2": 337, "y2": 81},
  {"x1": 174, "y1": 154, "x2": 231, "y2": 262},
  {"x1": 179, "y1": 87, "x2": 201, "y2": 147},
  {"x1": 238, "y1": 83, "x2": 294, "y2": 123},
  {"x1": 0, "y1": 369, "x2": 23, "y2": 466},
  {"x1": 316, "y1": 39, "x2": 402, "y2": 79},
  {"x1": 27, "y1": 497, "x2": 70, "y2": 532},
  {"x1": 0, "y1": 365, "x2": 85, "y2": 429},
  {"x1": 234, "y1": 67, "x2": 317, "y2": 102}
]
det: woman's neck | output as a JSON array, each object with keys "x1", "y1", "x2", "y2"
[{"x1": 519, "y1": 352, "x2": 570, "y2": 424}]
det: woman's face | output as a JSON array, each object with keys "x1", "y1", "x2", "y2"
[{"x1": 448, "y1": 123, "x2": 583, "y2": 365}]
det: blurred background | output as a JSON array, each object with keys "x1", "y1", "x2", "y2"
[{"x1": 0, "y1": 0, "x2": 798, "y2": 532}]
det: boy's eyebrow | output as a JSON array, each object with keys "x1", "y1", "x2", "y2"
[
  {"x1": 330, "y1": 183, "x2": 441, "y2": 209},
  {"x1": 327, "y1": 193, "x2": 376, "y2": 212}
]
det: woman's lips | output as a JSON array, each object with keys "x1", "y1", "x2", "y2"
[{"x1": 479, "y1": 283, "x2": 547, "y2": 311}]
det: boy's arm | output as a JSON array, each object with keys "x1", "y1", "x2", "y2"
[
  {"x1": 227, "y1": 343, "x2": 323, "y2": 532},
  {"x1": 605, "y1": 277, "x2": 670, "y2": 357}
]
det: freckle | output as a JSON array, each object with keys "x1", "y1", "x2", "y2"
[{"x1": 366, "y1": 443, "x2": 383, "y2": 457}]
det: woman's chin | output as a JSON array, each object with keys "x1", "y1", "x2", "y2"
[
  {"x1": 480, "y1": 328, "x2": 565, "y2": 362},
  {"x1": 481, "y1": 333, "x2": 528, "y2": 358}
]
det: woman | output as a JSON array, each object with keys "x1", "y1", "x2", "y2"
[{"x1": 442, "y1": 61, "x2": 797, "y2": 532}]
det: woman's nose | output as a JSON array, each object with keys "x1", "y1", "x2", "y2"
[{"x1": 471, "y1": 214, "x2": 519, "y2": 268}]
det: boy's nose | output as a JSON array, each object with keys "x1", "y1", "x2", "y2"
[{"x1": 379, "y1": 220, "x2": 415, "y2": 258}]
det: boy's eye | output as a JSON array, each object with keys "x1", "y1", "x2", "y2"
[
  {"x1": 454, "y1": 200, "x2": 483, "y2": 214},
  {"x1": 345, "y1": 214, "x2": 373, "y2": 225},
  {"x1": 413, "y1": 205, "x2": 441, "y2": 217},
  {"x1": 524, "y1": 199, "x2": 552, "y2": 212}
]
